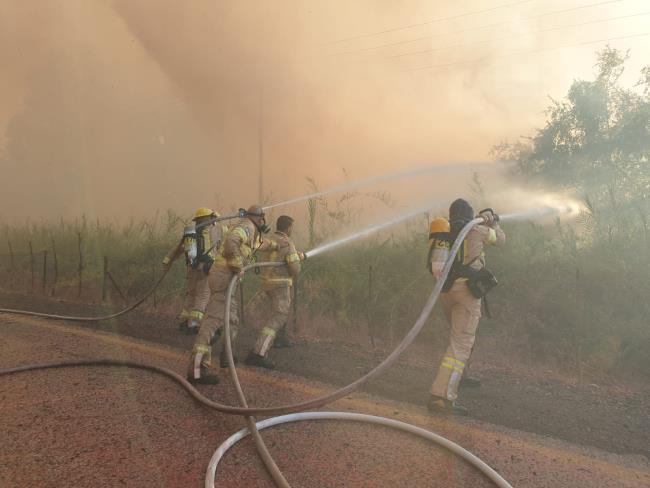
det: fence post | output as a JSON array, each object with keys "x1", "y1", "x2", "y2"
[
  {"x1": 575, "y1": 267, "x2": 584, "y2": 384},
  {"x1": 77, "y1": 232, "x2": 83, "y2": 298},
  {"x1": 107, "y1": 270, "x2": 127, "y2": 305},
  {"x1": 367, "y1": 265, "x2": 375, "y2": 348},
  {"x1": 50, "y1": 238, "x2": 59, "y2": 296},
  {"x1": 151, "y1": 264, "x2": 157, "y2": 308},
  {"x1": 28, "y1": 241, "x2": 34, "y2": 293},
  {"x1": 8, "y1": 240, "x2": 15, "y2": 290},
  {"x1": 42, "y1": 250, "x2": 48, "y2": 294},
  {"x1": 102, "y1": 256, "x2": 108, "y2": 302}
]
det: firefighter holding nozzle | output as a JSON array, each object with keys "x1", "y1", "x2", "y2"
[
  {"x1": 426, "y1": 199, "x2": 505, "y2": 416},
  {"x1": 245, "y1": 215, "x2": 306, "y2": 370}
]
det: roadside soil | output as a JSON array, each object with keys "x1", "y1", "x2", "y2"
[
  {"x1": 1, "y1": 290, "x2": 649, "y2": 462},
  {"x1": 2, "y1": 314, "x2": 649, "y2": 488}
]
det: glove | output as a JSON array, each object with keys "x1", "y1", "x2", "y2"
[
  {"x1": 227, "y1": 256, "x2": 243, "y2": 274},
  {"x1": 298, "y1": 251, "x2": 307, "y2": 261},
  {"x1": 479, "y1": 208, "x2": 499, "y2": 227},
  {"x1": 162, "y1": 256, "x2": 172, "y2": 269}
]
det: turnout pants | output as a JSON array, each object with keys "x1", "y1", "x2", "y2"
[
  {"x1": 179, "y1": 267, "x2": 211, "y2": 324},
  {"x1": 188, "y1": 267, "x2": 239, "y2": 378},
  {"x1": 430, "y1": 282, "x2": 482, "y2": 401},
  {"x1": 252, "y1": 286, "x2": 291, "y2": 357}
]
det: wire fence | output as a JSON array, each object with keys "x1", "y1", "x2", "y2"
[
  {"x1": 0, "y1": 230, "x2": 443, "y2": 347},
  {"x1": 0, "y1": 234, "x2": 187, "y2": 311}
]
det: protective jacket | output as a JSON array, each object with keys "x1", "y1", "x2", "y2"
[
  {"x1": 259, "y1": 231, "x2": 301, "y2": 290},
  {"x1": 217, "y1": 218, "x2": 274, "y2": 273},
  {"x1": 442, "y1": 223, "x2": 505, "y2": 292}
]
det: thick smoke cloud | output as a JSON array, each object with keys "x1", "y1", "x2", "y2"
[{"x1": 2, "y1": 0, "x2": 648, "y2": 221}]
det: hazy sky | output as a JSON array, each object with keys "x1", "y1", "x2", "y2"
[{"x1": 1, "y1": 0, "x2": 649, "y2": 221}]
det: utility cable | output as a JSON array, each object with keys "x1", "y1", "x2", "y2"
[
  {"x1": 323, "y1": 0, "x2": 537, "y2": 46},
  {"x1": 329, "y1": 0, "x2": 624, "y2": 55},
  {"x1": 392, "y1": 9, "x2": 650, "y2": 59},
  {"x1": 409, "y1": 30, "x2": 650, "y2": 72}
]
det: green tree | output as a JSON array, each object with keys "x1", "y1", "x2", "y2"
[{"x1": 493, "y1": 47, "x2": 650, "y2": 222}]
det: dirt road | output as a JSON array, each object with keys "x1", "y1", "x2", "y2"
[
  {"x1": 2, "y1": 291, "x2": 649, "y2": 460},
  {"x1": 1, "y1": 314, "x2": 649, "y2": 487}
]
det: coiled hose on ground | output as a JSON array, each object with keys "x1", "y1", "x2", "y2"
[{"x1": 0, "y1": 217, "x2": 514, "y2": 487}]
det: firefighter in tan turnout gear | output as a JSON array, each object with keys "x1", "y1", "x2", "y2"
[
  {"x1": 245, "y1": 215, "x2": 305, "y2": 370},
  {"x1": 163, "y1": 208, "x2": 226, "y2": 335},
  {"x1": 427, "y1": 198, "x2": 505, "y2": 416},
  {"x1": 187, "y1": 205, "x2": 277, "y2": 384}
]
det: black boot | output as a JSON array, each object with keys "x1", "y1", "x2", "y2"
[
  {"x1": 244, "y1": 351, "x2": 276, "y2": 370},
  {"x1": 219, "y1": 350, "x2": 239, "y2": 369},
  {"x1": 460, "y1": 376, "x2": 481, "y2": 388},
  {"x1": 182, "y1": 326, "x2": 199, "y2": 335},
  {"x1": 426, "y1": 395, "x2": 468, "y2": 416},
  {"x1": 187, "y1": 366, "x2": 220, "y2": 385},
  {"x1": 273, "y1": 328, "x2": 294, "y2": 348},
  {"x1": 182, "y1": 319, "x2": 200, "y2": 336}
]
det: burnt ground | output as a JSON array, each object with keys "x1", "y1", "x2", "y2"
[{"x1": 1, "y1": 290, "x2": 649, "y2": 461}]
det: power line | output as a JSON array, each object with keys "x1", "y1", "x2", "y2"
[
  {"x1": 322, "y1": 0, "x2": 537, "y2": 46},
  {"x1": 391, "y1": 10, "x2": 650, "y2": 59},
  {"x1": 329, "y1": 0, "x2": 625, "y2": 56},
  {"x1": 407, "y1": 30, "x2": 650, "y2": 72}
]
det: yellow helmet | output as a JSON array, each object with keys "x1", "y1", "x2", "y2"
[
  {"x1": 429, "y1": 217, "x2": 450, "y2": 234},
  {"x1": 193, "y1": 207, "x2": 219, "y2": 221}
]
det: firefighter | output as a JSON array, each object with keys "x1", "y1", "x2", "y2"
[
  {"x1": 187, "y1": 205, "x2": 277, "y2": 384},
  {"x1": 427, "y1": 199, "x2": 505, "y2": 416},
  {"x1": 162, "y1": 208, "x2": 226, "y2": 335},
  {"x1": 245, "y1": 215, "x2": 305, "y2": 370}
]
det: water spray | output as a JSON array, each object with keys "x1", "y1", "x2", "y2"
[
  {"x1": 305, "y1": 205, "x2": 432, "y2": 258},
  {"x1": 305, "y1": 202, "x2": 573, "y2": 259},
  {"x1": 263, "y1": 162, "x2": 499, "y2": 211}
]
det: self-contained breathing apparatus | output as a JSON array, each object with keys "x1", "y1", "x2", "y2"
[
  {"x1": 426, "y1": 217, "x2": 451, "y2": 277},
  {"x1": 182, "y1": 224, "x2": 217, "y2": 274},
  {"x1": 431, "y1": 206, "x2": 499, "y2": 301},
  {"x1": 182, "y1": 206, "x2": 272, "y2": 275},
  {"x1": 442, "y1": 208, "x2": 499, "y2": 299}
]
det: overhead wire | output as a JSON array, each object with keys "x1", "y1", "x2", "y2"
[
  {"x1": 322, "y1": 0, "x2": 537, "y2": 46},
  {"x1": 328, "y1": 0, "x2": 625, "y2": 56},
  {"x1": 391, "y1": 9, "x2": 650, "y2": 59},
  {"x1": 407, "y1": 30, "x2": 650, "y2": 72}
]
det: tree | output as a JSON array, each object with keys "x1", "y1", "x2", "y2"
[{"x1": 493, "y1": 47, "x2": 650, "y2": 222}]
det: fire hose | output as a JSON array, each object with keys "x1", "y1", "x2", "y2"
[
  {"x1": 0, "y1": 217, "x2": 514, "y2": 487},
  {"x1": 0, "y1": 268, "x2": 171, "y2": 321}
]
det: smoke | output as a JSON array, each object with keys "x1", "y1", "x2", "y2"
[{"x1": 1, "y1": 1, "x2": 648, "y2": 221}]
